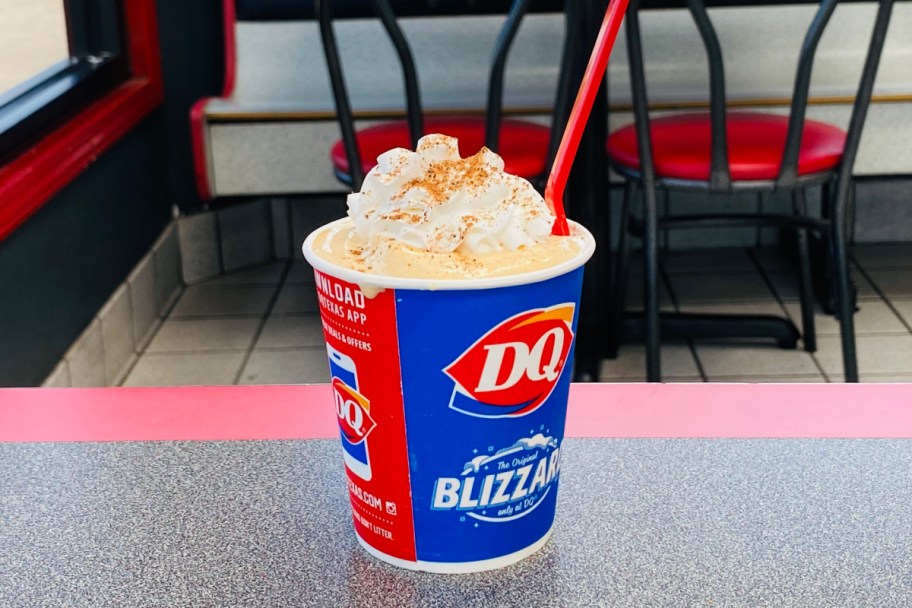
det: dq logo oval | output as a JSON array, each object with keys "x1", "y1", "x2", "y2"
[
  {"x1": 333, "y1": 378, "x2": 376, "y2": 443},
  {"x1": 444, "y1": 303, "x2": 575, "y2": 418}
]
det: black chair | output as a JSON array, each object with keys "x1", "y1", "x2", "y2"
[
  {"x1": 315, "y1": 0, "x2": 579, "y2": 191},
  {"x1": 606, "y1": 0, "x2": 895, "y2": 382}
]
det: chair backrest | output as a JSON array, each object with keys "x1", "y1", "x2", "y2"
[
  {"x1": 623, "y1": 0, "x2": 896, "y2": 192},
  {"x1": 315, "y1": 0, "x2": 566, "y2": 189}
]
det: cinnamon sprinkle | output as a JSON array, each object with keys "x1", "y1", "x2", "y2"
[
  {"x1": 381, "y1": 211, "x2": 423, "y2": 224},
  {"x1": 391, "y1": 148, "x2": 495, "y2": 204}
]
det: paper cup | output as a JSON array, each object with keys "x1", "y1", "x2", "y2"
[{"x1": 303, "y1": 219, "x2": 595, "y2": 573}]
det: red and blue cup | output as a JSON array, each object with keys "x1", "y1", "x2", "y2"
[{"x1": 303, "y1": 219, "x2": 595, "y2": 572}]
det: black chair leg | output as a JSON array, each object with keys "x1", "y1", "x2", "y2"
[
  {"x1": 606, "y1": 182, "x2": 636, "y2": 359},
  {"x1": 830, "y1": 178, "x2": 859, "y2": 382},
  {"x1": 643, "y1": 181, "x2": 661, "y2": 382},
  {"x1": 793, "y1": 190, "x2": 817, "y2": 352}
]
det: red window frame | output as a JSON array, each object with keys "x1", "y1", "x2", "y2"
[{"x1": 0, "y1": 0, "x2": 163, "y2": 242}]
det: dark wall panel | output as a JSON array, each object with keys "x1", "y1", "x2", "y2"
[
  {"x1": 0, "y1": 121, "x2": 168, "y2": 386},
  {"x1": 156, "y1": 0, "x2": 226, "y2": 214}
]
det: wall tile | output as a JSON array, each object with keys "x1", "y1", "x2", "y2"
[
  {"x1": 271, "y1": 198, "x2": 292, "y2": 259},
  {"x1": 178, "y1": 212, "x2": 221, "y2": 283},
  {"x1": 853, "y1": 244, "x2": 912, "y2": 269},
  {"x1": 66, "y1": 319, "x2": 107, "y2": 387},
  {"x1": 198, "y1": 261, "x2": 286, "y2": 287},
  {"x1": 154, "y1": 223, "x2": 183, "y2": 315},
  {"x1": 290, "y1": 196, "x2": 348, "y2": 259},
  {"x1": 98, "y1": 284, "x2": 136, "y2": 385},
  {"x1": 127, "y1": 254, "x2": 160, "y2": 352},
  {"x1": 42, "y1": 361, "x2": 71, "y2": 387},
  {"x1": 285, "y1": 261, "x2": 316, "y2": 285},
  {"x1": 853, "y1": 179, "x2": 912, "y2": 243},
  {"x1": 218, "y1": 199, "x2": 274, "y2": 272}
]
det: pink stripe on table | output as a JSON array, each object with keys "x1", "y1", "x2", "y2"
[
  {"x1": 1, "y1": 383, "x2": 911, "y2": 443},
  {"x1": 0, "y1": 386, "x2": 339, "y2": 443},
  {"x1": 565, "y1": 383, "x2": 912, "y2": 438}
]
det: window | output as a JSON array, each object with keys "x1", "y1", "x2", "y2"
[
  {"x1": 0, "y1": 0, "x2": 70, "y2": 96},
  {"x1": 0, "y1": 0, "x2": 163, "y2": 241},
  {"x1": 0, "y1": 0, "x2": 129, "y2": 162}
]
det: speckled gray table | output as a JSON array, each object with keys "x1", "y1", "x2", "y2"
[{"x1": 2, "y1": 438, "x2": 911, "y2": 607}]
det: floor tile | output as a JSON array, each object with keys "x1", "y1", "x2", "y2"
[
  {"x1": 662, "y1": 248, "x2": 756, "y2": 275},
  {"x1": 51, "y1": 242, "x2": 912, "y2": 390},
  {"x1": 256, "y1": 314, "x2": 325, "y2": 348},
  {"x1": 765, "y1": 272, "x2": 802, "y2": 301},
  {"x1": 622, "y1": 272, "x2": 676, "y2": 311},
  {"x1": 668, "y1": 272, "x2": 773, "y2": 304},
  {"x1": 889, "y1": 299, "x2": 912, "y2": 328},
  {"x1": 852, "y1": 243, "x2": 912, "y2": 269},
  {"x1": 815, "y1": 335, "x2": 912, "y2": 377},
  {"x1": 695, "y1": 343, "x2": 821, "y2": 378},
  {"x1": 767, "y1": 268, "x2": 877, "y2": 301},
  {"x1": 272, "y1": 283, "x2": 320, "y2": 314},
  {"x1": 238, "y1": 347, "x2": 330, "y2": 384},
  {"x1": 705, "y1": 375, "x2": 826, "y2": 383},
  {"x1": 169, "y1": 285, "x2": 275, "y2": 318},
  {"x1": 783, "y1": 299, "x2": 908, "y2": 336},
  {"x1": 66, "y1": 319, "x2": 107, "y2": 387},
  {"x1": 666, "y1": 227, "x2": 758, "y2": 250},
  {"x1": 123, "y1": 352, "x2": 246, "y2": 387},
  {"x1": 599, "y1": 375, "x2": 705, "y2": 383},
  {"x1": 855, "y1": 373, "x2": 912, "y2": 383},
  {"x1": 99, "y1": 284, "x2": 136, "y2": 385},
  {"x1": 198, "y1": 262, "x2": 286, "y2": 287},
  {"x1": 599, "y1": 344, "x2": 701, "y2": 380},
  {"x1": 285, "y1": 261, "x2": 317, "y2": 284},
  {"x1": 677, "y1": 301, "x2": 786, "y2": 316},
  {"x1": 865, "y1": 269, "x2": 912, "y2": 299},
  {"x1": 674, "y1": 301, "x2": 804, "y2": 353},
  {"x1": 752, "y1": 247, "x2": 794, "y2": 273},
  {"x1": 850, "y1": 266, "x2": 880, "y2": 299},
  {"x1": 145, "y1": 318, "x2": 261, "y2": 352}
]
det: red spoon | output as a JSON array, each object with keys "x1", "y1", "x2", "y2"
[{"x1": 545, "y1": 0, "x2": 630, "y2": 236}]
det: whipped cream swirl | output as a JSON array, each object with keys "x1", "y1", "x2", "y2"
[{"x1": 347, "y1": 134, "x2": 554, "y2": 254}]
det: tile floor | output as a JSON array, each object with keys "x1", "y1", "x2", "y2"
[{"x1": 119, "y1": 244, "x2": 912, "y2": 386}]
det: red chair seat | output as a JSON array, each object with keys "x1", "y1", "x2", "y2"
[
  {"x1": 331, "y1": 116, "x2": 552, "y2": 180},
  {"x1": 606, "y1": 111, "x2": 846, "y2": 181}
]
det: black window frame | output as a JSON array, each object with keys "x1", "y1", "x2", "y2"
[{"x1": 0, "y1": 0, "x2": 129, "y2": 163}]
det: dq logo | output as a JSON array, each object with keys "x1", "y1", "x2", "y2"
[
  {"x1": 444, "y1": 303, "x2": 575, "y2": 418},
  {"x1": 333, "y1": 378, "x2": 376, "y2": 443}
]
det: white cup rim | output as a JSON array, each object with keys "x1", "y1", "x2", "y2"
[{"x1": 301, "y1": 218, "x2": 596, "y2": 292}]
